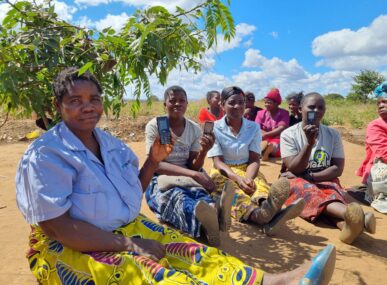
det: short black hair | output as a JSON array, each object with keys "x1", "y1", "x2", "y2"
[
  {"x1": 221, "y1": 86, "x2": 245, "y2": 104},
  {"x1": 286, "y1": 91, "x2": 304, "y2": 105},
  {"x1": 163, "y1": 85, "x2": 187, "y2": 102},
  {"x1": 300, "y1": 92, "x2": 324, "y2": 106},
  {"x1": 53, "y1": 67, "x2": 102, "y2": 101},
  {"x1": 206, "y1": 90, "x2": 220, "y2": 103}
]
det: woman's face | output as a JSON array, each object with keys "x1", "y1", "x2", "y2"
[
  {"x1": 164, "y1": 91, "x2": 188, "y2": 120},
  {"x1": 208, "y1": 92, "x2": 221, "y2": 108},
  {"x1": 245, "y1": 94, "x2": 255, "y2": 109},
  {"x1": 300, "y1": 95, "x2": 326, "y2": 125},
  {"x1": 264, "y1": 98, "x2": 278, "y2": 112},
  {"x1": 288, "y1": 98, "x2": 300, "y2": 115},
  {"x1": 55, "y1": 80, "x2": 103, "y2": 134},
  {"x1": 377, "y1": 97, "x2": 387, "y2": 120},
  {"x1": 222, "y1": 93, "x2": 245, "y2": 120}
]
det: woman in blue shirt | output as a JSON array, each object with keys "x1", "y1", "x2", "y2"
[
  {"x1": 208, "y1": 86, "x2": 305, "y2": 235},
  {"x1": 16, "y1": 68, "x2": 336, "y2": 285}
]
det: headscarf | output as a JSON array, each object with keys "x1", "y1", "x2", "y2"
[{"x1": 374, "y1": 82, "x2": 387, "y2": 98}]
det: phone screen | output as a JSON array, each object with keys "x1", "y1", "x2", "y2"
[
  {"x1": 307, "y1": 111, "x2": 315, "y2": 124},
  {"x1": 203, "y1": 121, "x2": 214, "y2": 134},
  {"x1": 157, "y1": 116, "x2": 171, "y2": 144}
]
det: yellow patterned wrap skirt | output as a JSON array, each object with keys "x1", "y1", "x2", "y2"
[
  {"x1": 210, "y1": 164, "x2": 270, "y2": 221},
  {"x1": 27, "y1": 214, "x2": 264, "y2": 284}
]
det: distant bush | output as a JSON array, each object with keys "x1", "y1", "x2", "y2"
[{"x1": 324, "y1": 93, "x2": 344, "y2": 101}]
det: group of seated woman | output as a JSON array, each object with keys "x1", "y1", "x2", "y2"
[{"x1": 16, "y1": 67, "x2": 339, "y2": 285}]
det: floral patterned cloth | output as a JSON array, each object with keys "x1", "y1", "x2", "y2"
[
  {"x1": 27, "y1": 214, "x2": 264, "y2": 285},
  {"x1": 284, "y1": 177, "x2": 347, "y2": 221}
]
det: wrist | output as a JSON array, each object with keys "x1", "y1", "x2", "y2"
[{"x1": 146, "y1": 155, "x2": 159, "y2": 168}]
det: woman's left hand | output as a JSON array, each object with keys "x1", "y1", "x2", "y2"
[
  {"x1": 149, "y1": 136, "x2": 174, "y2": 163},
  {"x1": 199, "y1": 133, "x2": 215, "y2": 152}
]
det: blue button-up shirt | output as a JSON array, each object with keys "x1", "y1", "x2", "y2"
[
  {"x1": 207, "y1": 117, "x2": 262, "y2": 165},
  {"x1": 16, "y1": 122, "x2": 143, "y2": 231}
]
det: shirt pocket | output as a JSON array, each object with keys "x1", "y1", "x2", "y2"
[
  {"x1": 70, "y1": 191, "x2": 108, "y2": 222},
  {"x1": 73, "y1": 174, "x2": 101, "y2": 194}
]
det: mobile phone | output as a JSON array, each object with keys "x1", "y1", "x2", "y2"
[
  {"x1": 307, "y1": 111, "x2": 316, "y2": 125},
  {"x1": 156, "y1": 116, "x2": 171, "y2": 145},
  {"x1": 203, "y1": 121, "x2": 214, "y2": 135}
]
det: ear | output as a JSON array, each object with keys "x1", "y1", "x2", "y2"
[
  {"x1": 298, "y1": 105, "x2": 302, "y2": 113},
  {"x1": 54, "y1": 99, "x2": 62, "y2": 114}
]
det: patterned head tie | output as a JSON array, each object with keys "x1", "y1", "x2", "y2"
[{"x1": 374, "y1": 82, "x2": 387, "y2": 98}]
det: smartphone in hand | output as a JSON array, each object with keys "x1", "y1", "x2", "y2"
[
  {"x1": 307, "y1": 111, "x2": 316, "y2": 125},
  {"x1": 156, "y1": 116, "x2": 171, "y2": 145},
  {"x1": 203, "y1": 121, "x2": 214, "y2": 135}
]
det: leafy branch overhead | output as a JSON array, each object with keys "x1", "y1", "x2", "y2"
[{"x1": 0, "y1": 0, "x2": 235, "y2": 126}]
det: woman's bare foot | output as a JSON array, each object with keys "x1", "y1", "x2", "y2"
[
  {"x1": 263, "y1": 245, "x2": 336, "y2": 285},
  {"x1": 262, "y1": 143, "x2": 274, "y2": 161}
]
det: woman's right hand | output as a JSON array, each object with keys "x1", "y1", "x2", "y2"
[
  {"x1": 130, "y1": 238, "x2": 166, "y2": 261},
  {"x1": 193, "y1": 172, "x2": 216, "y2": 193},
  {"x1": 303, "y1": 124, "x2": 319, "y2": 145},
  {"x1": 236, "y1": 176, "x2": 256, "y2": 195}
]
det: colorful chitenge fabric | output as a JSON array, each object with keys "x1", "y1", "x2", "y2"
[
  {"x1": 210, "y1": 164, "x2": 270, "y2": 222},
  {"x1": 27, "y1": 214, "x2": 264, "y2": 284}
]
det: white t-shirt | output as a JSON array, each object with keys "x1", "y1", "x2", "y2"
[
  {"x1": 280, "y1": 122, "x2": 344, "y2": 172},
  {"x1": 145, "y1": 117, "x2": 202, "y2": 167}
]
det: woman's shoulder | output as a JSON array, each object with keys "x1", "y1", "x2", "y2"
[
  {"x1": 320, "y1": 124, "x2": 341, "y2": 139},
  {"x1": 186, "y1": 118, "x2": 201, "y2": 131}
]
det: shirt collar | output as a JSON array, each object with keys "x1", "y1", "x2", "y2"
[
  {"x1": 217, "y1": 116, "x2": 253, "y2": 133},
  {"x1": 57, "y1": 122, "x2": 117, "y2": 152}
]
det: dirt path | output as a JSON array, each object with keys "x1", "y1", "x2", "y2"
[{"x1": 0, "y1": 141, "x2": 386, "y2": 284}]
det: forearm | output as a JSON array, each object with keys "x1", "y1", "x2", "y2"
[
  {"x1": 39, "y1": 214, "x2": 133, "y2": 252},
  {"x1": 309, "y1": 165, "x2": 342, "y2": 182},
  {"x1": 263, "y1": 126, "x2": 285, "y2": 139},
  {"x1": 214, "y1": 158, "x2": 240, "y2": 182},
  {"x1": 188, "y1": 150, "x2": 207, "y2": 171},
  {"x1": 139, "y1": 156, "x2": 159, "y2": 191},
  {"x1": 245, "y1": 161, "x2": 260, "y2": 180},
  {"x1": 156, "y1": 162, "x2": 197, "y2": 177},
  {"x1": 286, "y1": 144, "x2": 314, "y2": 174}
]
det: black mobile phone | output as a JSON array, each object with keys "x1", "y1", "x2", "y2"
[
  {"x1": 156, "y1": 116, "x2": 171, "y2": 145},
  {"x1": 203, "y1": 121, "x2": 214, "y2": 135},
  {"x1": 307, "y1": 111, "x2": 316, "y2": 125}
]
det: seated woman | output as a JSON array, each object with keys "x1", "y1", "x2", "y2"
[
  {"x1": 286, "y1": 91, "x2": 304, "y2": 126},
  {"x1": 208, "y1": 86, "x2": 305, "y2": 236},
  {"x1": 198, "y1": 90, "x2": 224, "y2": 124},
  {"x1": 244, "y1": 91, "x2": 262, "y2": 121},
  {"x1": 146, "y1": 85, "x2": 233, "y2": 246},
  {"x1": 16, "y1": 68, "x2": 337, "y2": 285},
  {"x1": 357, "y1": 82, "x2": 387, "y2": 212},
  {"x1": 280, "y1": 92, "x2": 376, "y2": 244},
  {"x1": 255, "y1": 88, "x2": 290, "y2": 161}
]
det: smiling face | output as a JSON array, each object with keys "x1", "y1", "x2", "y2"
[
  {"x1": 288, "y1": 98, "x2": 300, "y2": 115},
  {"x1": 300, "y1": 94, "x2": 326, "y2": 126},
  {"x1": 222, "y1": 93, "x2": 245, "y2": 120},
  {"x1": 264, "y1": 98, "x2": 278, "y2": 112},
  {"x1": 377, "y1": 96, "x2": 387, "y2": 120},
  {"x1": 55, "y1": 80, "x2": 103, "y2": 135},
  {"x1": 164, "y1": 90, "x2": 188, "y2": 120}
]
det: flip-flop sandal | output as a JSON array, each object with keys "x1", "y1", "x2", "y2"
[
  {"x1": 195, "y1": 201, "x2": 220, "y2": 246},
  {"x1": 339, "y1": 203, "x2": 364, "y2": 244},
  {"x1": 219, "y1": 180, "x2": 235, "y2": 232},
  {"x1": 263, "y1": 198, "x2": 305, "y2": 236},
  {"x1": 299, "y1": 244, "x2": 336, "y2": 285}
]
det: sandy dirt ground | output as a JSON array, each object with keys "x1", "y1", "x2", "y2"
[{"x1": 0, "y1": 140, "x2": 386, "y2": 285}]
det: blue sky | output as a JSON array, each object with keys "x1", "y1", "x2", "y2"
[{"x1": 1, "y1": 0, "x2": 387, "y2": 100}]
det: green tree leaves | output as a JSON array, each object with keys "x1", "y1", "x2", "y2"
[
  {"x1": 348, "y1": 70, "x2": 385, "y2": 102},
  {"x1": 0, "y1": 0, "x2": 235, "y2": 128}
]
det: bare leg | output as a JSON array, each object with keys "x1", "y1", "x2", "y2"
[
  {"x1": 323, "y1": 202, "x2": 347, "y2": 227},
  {"x1": 263, "y1": 244, "x2": 336, "y2": 285}
]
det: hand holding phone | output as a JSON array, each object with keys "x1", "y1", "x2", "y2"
[
  {"x1": 156, "y1": 116, "x2": 171, "y2": 145},
  {"x1": 203, "y1": 121, "x2": 214, "y2": 135},
  {"x1": 307, "y1": 111, "x2": 316, "y2": 125}
]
